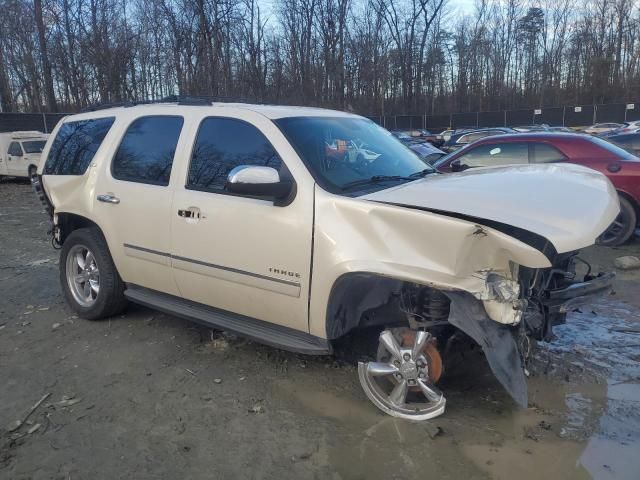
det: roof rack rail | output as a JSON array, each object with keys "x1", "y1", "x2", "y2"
[{"x1": 80, "y1": 95, "x2": 268, "y2": 113}]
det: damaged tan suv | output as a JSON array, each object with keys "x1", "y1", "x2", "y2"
[{"x1": 34, "y1": 100, "x2": 618, "y2": 420}]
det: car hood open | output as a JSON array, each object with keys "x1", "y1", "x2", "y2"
[{"x1": 362, "y1": 163, "x2": 619, "y2": 254}]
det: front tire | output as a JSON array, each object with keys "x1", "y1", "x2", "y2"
[
  {"x1": 598, "y1": 196, "x2": 637, "y2": 246},
  {"x1": 60, "y1": 227, "x2": 127, "y2": 320}
]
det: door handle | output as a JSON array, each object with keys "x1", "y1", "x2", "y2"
[
  {"x1": 97, "y1": 193, "x2": 120, "y2": 204},
  {"x1": 178, "y1": 207, "x2": 203, "y2": 219}
]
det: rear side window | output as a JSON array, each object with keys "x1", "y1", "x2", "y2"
[
  {"x1": 112, "y1": 116, "x2": 184, "y2": 186},
  {"x1": 187, "y1": 117, "x2": 282, "y2": 192},
  {"x1": 8, "y1": 142, "x2": 23, "y2": 156},
  {"x1": 43, "y1": 117, "x2": 115, "y2": 175},
  {"x1": 532, "y1": 143, "x2": 566, "y2": 163}
]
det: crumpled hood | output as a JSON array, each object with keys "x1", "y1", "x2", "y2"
[{"x1": 362, "y1": 163, "x2": 619, "y2": 254}]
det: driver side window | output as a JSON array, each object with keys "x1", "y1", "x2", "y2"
[
  {"x1": 8, "y1": 142, "x2": 23, "y2": 156},
  {"x1": 187, "y1": 117, "x2": 283, "y2": 193},
  {"x1": 457, "y1": 142, "x2": 529, "y2": 168}
]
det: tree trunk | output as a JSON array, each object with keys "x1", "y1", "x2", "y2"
[{"x1": 34, "y1": 0, "x2": 57, "y2": 111}]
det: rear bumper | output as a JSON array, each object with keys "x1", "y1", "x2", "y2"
[{"x1": 543, "y1": 272, "x2": 615, "y2": 313}]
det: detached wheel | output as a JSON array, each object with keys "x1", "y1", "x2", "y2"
[
  {"x1": 598, "y1": 196, "x2": 637, "y2": 246},
  {"x1": 358, "y1": 328, "x2": 446, "y2": 420},
  {"x1": 60, "y1": 227, "x2": 127, "y2": 320}
]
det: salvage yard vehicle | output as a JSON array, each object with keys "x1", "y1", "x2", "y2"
[
  {"x1": 441, "y1": 127, "x2": 516, "y2": 152},
  {"x1": 0, "y1": 131, "x2": 49, "y2": 180},
  {"x1": 34, "y1": 101, "x2": 618, "y2": 420},
  {"x1": 434, "y1": 132, "x2": 640, "y2": 246},
  {"x1": 583, "y1": 123, "x2": 625, "y2": 135}
]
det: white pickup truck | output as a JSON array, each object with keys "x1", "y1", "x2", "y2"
[{"x1": 0, "y1": 131, "x2": 49, "y2": 179}]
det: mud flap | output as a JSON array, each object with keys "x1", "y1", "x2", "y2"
[{"x1": 444, "y1": 291, "x2": 528, "y2": 407}]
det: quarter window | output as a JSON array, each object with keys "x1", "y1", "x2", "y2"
[
  {"x1": 8, "y1": 142, "x2": 23, "y2": 156},
  {"x1": 532, "y1": 143, "x2": 566, "y2": 163},
  {"x1": 43, "y1": 117, "x2": 115, "y2": 175},
  {"x1": 457, "y1": 142, "x2": 529, "y2": 168},
  {"x1": 187, "y1": 117, "x2": 282, "y2": 193},
  {"x1": 112, "y1": 116, "x2": 183, "y2": 186}
]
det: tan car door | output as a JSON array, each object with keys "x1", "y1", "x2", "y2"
[
  {"x1": 169, "y1": 112, "x2": 313, "y2": 333},
  {"x1": 94, "y1": 114, "x2": 186, "y2": 296}
]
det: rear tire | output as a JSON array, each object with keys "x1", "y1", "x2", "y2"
[
  {"x1": 28, "y1": 165, "x2": 37, "y2": 178},
  {"x1": 598, "y1": 196, "x2": 637, "y2": 246},
  {"x1": 60, "y1": 227, "x2": 128, "y2": 320}
]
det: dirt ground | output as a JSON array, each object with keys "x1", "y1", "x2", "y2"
[{"x1": 1, "y1": 180, "x2": 639, "y2": 480}]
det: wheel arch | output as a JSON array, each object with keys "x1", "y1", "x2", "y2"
[
  {"x1": 325, "y1": 271, "x2": 456, "y2": 340},
  {"x1": 55, "y1": 212, "x2": 107, "y2": 246},
  {"x1": 617, "y1": 189, "x2": 640, "y2": 223},
  {"x1": 325, "y1": 272, "x2": 407, "y2": 340}
]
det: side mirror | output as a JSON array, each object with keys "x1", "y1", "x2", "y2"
[
  {"x1": 450, "y1": 159, "x2": 469, "y2": 172},
  {"x1": 226, "y1": 165, "x2": 293, "y2": 200}
]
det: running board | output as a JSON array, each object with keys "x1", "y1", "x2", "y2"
[{"x1": 124, "y1": 285, "x2": 331, "y2": 355}]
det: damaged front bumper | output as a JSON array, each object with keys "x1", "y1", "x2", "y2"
[
  {"x1": 445, "y1": 270, "x2": 615, "y2": 408},
  {"x1": 543, "y1": 271, "x2": 615, "y2": 314}
]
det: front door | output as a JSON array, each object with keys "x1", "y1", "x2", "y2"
[
  {"x1": 95, "y1": 114, "x2": 186, "y2": 296},
  {"x1": 170, "y1": 114, "x2": 313, "y2": 332}
]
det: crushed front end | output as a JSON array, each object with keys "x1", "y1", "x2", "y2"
[
  {"x1": 441, "y1": 252, "x2": 615, "y2": 408},
  {"x1": 518, "y1": 252, "x2": 615, "y2": 342}
]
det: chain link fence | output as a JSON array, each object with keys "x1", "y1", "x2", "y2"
[
  {"x1": 367, "y1": 103, "x2": 640, "y2": 131},
  {"x1": 0, "y1": 112, "x2": 68, "y2": 133},
  {"x1": 2, "y1": 102, "x2": 640, "y2": 134}
]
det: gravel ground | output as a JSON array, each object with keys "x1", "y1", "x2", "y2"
[{"x1": 1, "y1": 180, "x2": 639, "y2": 480}]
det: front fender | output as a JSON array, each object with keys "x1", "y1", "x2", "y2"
[{"x1": 309, "y1": 191, "x2": 551, "y2": 338}]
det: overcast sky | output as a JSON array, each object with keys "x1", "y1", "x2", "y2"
[{"x1": 259, "y1": 0, "x2": 478, "y2": 25}]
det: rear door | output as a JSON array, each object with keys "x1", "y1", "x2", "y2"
[
  {"x1": 169, "y1": 111, "x2": 314, "y2": 332},
  {"x1": 94, "y1": 114, "x2": 186, "y2": 296}
]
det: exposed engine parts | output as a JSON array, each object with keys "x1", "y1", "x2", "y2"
[{"x1": 402, "y1": 287, "x2": 450, "y2": 327}]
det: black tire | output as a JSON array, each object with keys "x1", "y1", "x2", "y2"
[
  {"x1": 28, "y1": 165, "x2": 37, "y2": 178},
  {"x1": 59, "y1": 227, "x2": 128, "y2": 320},
  {"x1": 598, "y1": 195, "x2": 637, "y2": 246}
]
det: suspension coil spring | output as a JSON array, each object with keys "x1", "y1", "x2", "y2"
[{"x1": 415, "y1": 288, "x2": 450, "y2": 323}]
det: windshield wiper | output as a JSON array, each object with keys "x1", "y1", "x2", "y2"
[
  {"x1": 340, "y1": 175, "x2": 414, "y2": 191},
  {"x1": 409, "y1": 168, "x2": 436, "y2": 178}
]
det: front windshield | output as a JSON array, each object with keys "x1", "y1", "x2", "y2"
[
  {"x1": 276, "y1": 117, "x2": 434, "y2": 193},
  {"x1": 22, "y1": 140, "x2": 47, "y2": 153}
]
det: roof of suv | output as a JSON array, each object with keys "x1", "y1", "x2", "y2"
[{"x1": 63, "y1": 102, "x2": 359, "y2": 122}]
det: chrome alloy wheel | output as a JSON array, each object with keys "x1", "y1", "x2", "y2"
[
  {"x1": 66, "y1": 244, "x2": 100, "y2": 307},
  {"x1": 358, "y1": 329, "x2": 446, "y2": 420}
]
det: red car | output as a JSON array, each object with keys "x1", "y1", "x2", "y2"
[{"x1": 433, "y1": 132, "x2": 640, "y2": 246}]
